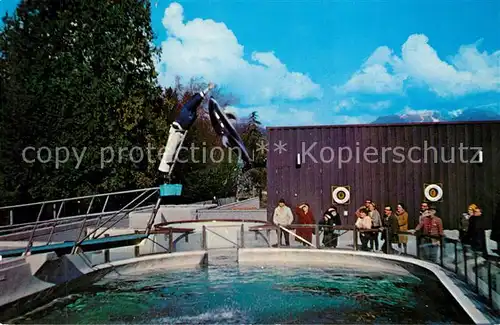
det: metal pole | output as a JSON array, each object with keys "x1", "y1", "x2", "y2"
[
  {"x1": 385, "y1": 228, "x2": 390, "y2": 254},
  {"x1": 454, "y1": 242, "x2": 458, "y2": 273},
  {"x1": 277, "y1": 226, "x2": 282, "y2": 248},
  {"x1": 474, "y1": 250, "x2": 479, "y2": 292},
  {"x1": 92, "y1": 195, "x2": 109, "y2": 238},
  {"x1": 9, "y1": 210, "x2": 13, "y2": 225},
  {"x1": 145, "y1": 196, "x2": 162, "y2": 236},
  {"x1": 353, "y1": 227, "x2": 358, "y2": 250},
  {"x1": 202, "y1": 225, "x2": 207, "y2": 250},
  {"x1": 487, "y1": 261, "x2": 492, "y2": 306},
  {"x1": 463, "y1": 245, "x2": 468, "y2": 282},
  {"x1": 25, "y1": 203, "x2": 46, "y2": 255},
  {"x1": 315, "y1": 224, "x2": 320, "y2": 249},
  {"x1": 416, "y1": 235, "x2": 421, "y2": 259},
  {"x1": 240, "y1": 224, "x2": 245, "y2": 248},
  {"x1": 104, "y1": 234, "x2": 110, "y2": 263},
  {"x1": 439, "y1": 237, "x2": 444, "y2": 267},
  {"x1": 168, "y1": 230, "x2": 174, "y2": 253},
  {"x1": 47, "y1": 202, "x2": 65, "y2": 245}
]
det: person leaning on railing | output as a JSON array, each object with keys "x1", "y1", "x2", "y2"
[
  {"x1": 319, "y1": 206, "x2": 342, "y2": 248},
  {"x1": 295, "y1": 203, "x2": 315, "y2": 246},
  {"x1": 411, "y1": 206, "x2": 443, "y2": 262},
  {"x1": 272, "y1": 198, "x2": 293, "y2": 246},
  {"x1": 355, "y1": 208, "x2": 372, "y2": 251}
]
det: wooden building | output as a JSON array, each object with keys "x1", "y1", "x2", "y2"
[{"x1": 266, "y1": 121, "x2": 500, "y2": 229}]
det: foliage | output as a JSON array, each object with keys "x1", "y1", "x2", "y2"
[{"x1": 0, "y1": 0, "x2": 250, "y2": 209}]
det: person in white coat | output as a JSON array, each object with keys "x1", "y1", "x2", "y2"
[{"x1": 273, "y1": 198, "x2": 294, "y2": 246}]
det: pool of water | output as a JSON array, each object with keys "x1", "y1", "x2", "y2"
[{"x1": 17, "y1": 265, "x2": 471, "y2": 324}]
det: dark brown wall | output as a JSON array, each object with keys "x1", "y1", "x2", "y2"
[{"x1": 266, "y1": 121, "x2": 500, "y2": 229}]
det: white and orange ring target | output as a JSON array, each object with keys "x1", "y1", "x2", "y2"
[
  {"x1": 424, "y1": 184, "x2": 443, "y2": 202},
  {"x1": 332, "y1": 186, "x2": 350, "y2": 204}
]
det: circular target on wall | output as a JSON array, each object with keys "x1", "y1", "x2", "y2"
[
  {"x1": 332, "y1": 186, "x2": 351, "y2": 205},
  {"x1": 424, "y1": 184, "x2": 443, "y2": 202}
]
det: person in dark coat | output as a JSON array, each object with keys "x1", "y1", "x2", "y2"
[
  {"x1": 381, "y1": 205, "x2": 399, "y2": 254},
  {"x1": 319, "y1": 206, "x2": 342, "y2": 248},
  {"x1": 463, "y1": 206, "x2": 488, "y2": 256}
]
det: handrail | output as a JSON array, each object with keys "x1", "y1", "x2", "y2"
[
  {"x1": 205, "y1": 227, "x2": 240, "y2": 247},
  {"x1": 0, "y1": 207, "x2": 151, "y2": 233},
  {"x1": 0, "y1": 187, "x2": 160, "y2": 210},
  {"x1": 278, "y1": 225, "x2": 316, "y2": 248}
]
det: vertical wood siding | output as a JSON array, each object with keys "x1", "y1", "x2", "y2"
[{"x1": 266, "y1": 122, "x2": 500, "y2": 228}]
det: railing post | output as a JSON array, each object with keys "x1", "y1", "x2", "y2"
[
  {"x1": 385, "y1": 228, "x2": 390, "y2": 254},
  {"x1": 487, "y1": 261, "x2": 492, "y2": 306},
  {"x1": 201, "y1": 225, "x2": 207, "y2": 250},
  {"x1": 474, "y1": 250, "x2": 479, "y2": 293},
  {"x1": 463, "y1": 245, "x2": 468, "y2": 282},
  {"x1": 439, "y1": 236, "x2": 444, "y2": 267},
  {"x1": 353, "y1": 227, "x2": 358, "y2": 250},
  {"x1": 168, "y1": 230, "x2": 174, "y2": 253},
  {"x1": 104, "y1": 234, "x2": 110, "y2": 263},
  {"x1": 416, "y1": 235, "x2": 421, "y2": 259},
  {"x1": 315, "y1": 224, "x2": 320, "y2": 249},
  {"x1": 277, "y1": 226, "x2": 281, "y2": 248},
  {"x1": 9, "y1": 210, "x2": 13, "y2": 225},
  {"x1": 454, "y1": 242, "x2": 458, "y2": 273},
  {"x1": 53, "y1": 203, "x2": 57, "y2": 219},
  {"x1": 134, "y1": 231, "x2": 140, "y2": 257},
  {"x1": 240, "y1": 224, "x2": 245, "y2": 248}
]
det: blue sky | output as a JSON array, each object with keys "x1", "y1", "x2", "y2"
[{"x1": 2, "y1": 0, "x2": 499, "y2": 126}]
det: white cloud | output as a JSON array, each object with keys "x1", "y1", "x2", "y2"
[
  {"x1": 230, "y1": 105, "x2": 318, "y2": 126},
  {"x1": 338, "y1": 34, "x2": 500, "y2": 97},
  {"x1": 332, "y1": 98, "x2": 391, "y2": 112},
  {"x1": 157, "y1": 3, "x2": 322, "y2": 105},
  {"x1": 400, "y1": 106, "x2": 440, "y2": 122}
]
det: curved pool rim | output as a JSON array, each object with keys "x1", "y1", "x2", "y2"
[{"x1": 237, "y1": 247, "x2": 492, "y2": 325}]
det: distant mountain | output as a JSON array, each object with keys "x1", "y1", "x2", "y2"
[
  {"x1": 372, "y1": 108, "x2": 500, "y2": 124},
  {"x1": 449, "y1": 108, "x2": 500, "y2": 122}
]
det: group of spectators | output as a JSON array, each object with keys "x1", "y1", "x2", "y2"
[{"x1": 272, "y1": 198, "x2": 499, "y2": 259}]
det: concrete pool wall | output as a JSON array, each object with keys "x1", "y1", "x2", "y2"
[{"x1": 0, "y1": 251, "x2": 208, "y2": 322}]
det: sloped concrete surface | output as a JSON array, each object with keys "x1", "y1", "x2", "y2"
[{"x1": 238, "y1": 248, "x2": 494, "y2": 325}]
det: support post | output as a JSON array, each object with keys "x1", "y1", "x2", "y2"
[
  {"x1": 439, "y1": 236, "x2": 444, "y2": 267},
  {"x1": 104, "y1": 234, "x2": 110, "y2": 263},
  {"x1": 487, "y1": 261, "x2": 492, "y2": 306},
  {"x1": 454, "y1": 242, "x2": 458, "y2": 273},
  {"x1": 315, "y1": 224, "x2": 320, "y2": 249},
  {"x1": 240, "y1": 224, "x2": 245, "y2": 248},
  {"x1": 9, "y1": 210, "x2": 13, "y2": 225},
  {"x1": 463, "y1": 245, "x2": 468, "y2": 283},
  {"x1": 474, "y1": 250, "x2": 479, "y2": 292},
  {"x1": 168, "y1": 230, "x2": 174, "y2": 253},
  {"x1": 277, "y1": 226, "x2": 281, "y2": 248},
  {"x1": 201, "y1": 225, "x2": 207, "y2": 250},
  {"x1": 353, "y1": 227, "x2": 358, "y2": 250}
]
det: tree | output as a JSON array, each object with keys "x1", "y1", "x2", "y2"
[
  {"x1": 239, "y1": 111, "x2": 267, "y2": 203},
  {"x1": 0, "y1": 0, "x2": 160, "y2": 206}
]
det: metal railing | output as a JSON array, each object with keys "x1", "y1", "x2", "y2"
[
  {"x1": 194, "y1": 222, "x2": 500, "y2": 312},
  {"x1": 0, "y1": 187, "x2": 160, "y2": 226},
  {"x1": 0, "y1": 187, "x2": 161, "y2": 256}
]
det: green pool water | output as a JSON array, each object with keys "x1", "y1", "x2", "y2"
[{"x1": 18, "y1": 265, "x2": 471, "y2": 324}]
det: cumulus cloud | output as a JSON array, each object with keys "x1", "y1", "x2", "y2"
[
  {"x1": 230, "y1": 105, "x2": 318, "y2": 126},
  {"x1": 157, "y1": 2, "x2": 323, "y2": 105},
  {"x1": 332, "y1": 98, "x2": 391, "y2": 112},
  {"x1": 338, "y1": 34, "x2": 500, "y2": 97}
]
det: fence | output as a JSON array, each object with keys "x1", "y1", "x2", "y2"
[{"x1": 116, "y1": 223, "x2": 499, "y2": 312}]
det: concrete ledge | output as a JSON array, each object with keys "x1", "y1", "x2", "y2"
[
  {"x1": 97, "y1": 251, "x2": 208, "y2": 277},
  {"x1": 0, "y1": 251, "x2": 208, "y2": 322},
  {"x1": 238, "y1": 248, "x2": 491, "y2": 325}
]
